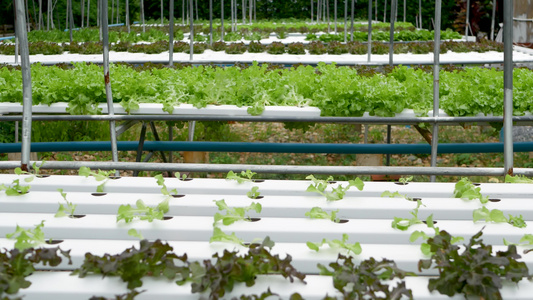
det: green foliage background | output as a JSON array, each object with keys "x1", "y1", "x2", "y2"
[{"x1": 1, "y1": 0, "x2": 459, "y2": 31}]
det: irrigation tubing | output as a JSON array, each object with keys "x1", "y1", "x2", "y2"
[{"x1": 1, "y1": 141, "x2": 533, "y2": 155}]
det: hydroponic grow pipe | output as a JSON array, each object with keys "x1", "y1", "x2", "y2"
[
  {"x1": 503, "y1": 0, "x2": 513, "y2": 175},
  {"x1": 1, "y1": 115, "x2": 533, "y2": 125},
  {"x1": 430, "y1": 0, "x2": 442, "y2": 182},
  {"x1": 102, "y1": 0, "x2": 120, "y2": 172},
  {"x1": 14, "y1": 0, "x2": 31, "y2": 172},
  {"x1": 1, "y1": 141, "x2": 533, "y2": 155},
  {"x1": 0, "y1": 160, "x2": 531, "y2": 177}
]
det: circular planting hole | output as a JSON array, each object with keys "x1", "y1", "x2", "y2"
[
  {"x1": 179, "y1": 178, "x2": 193, "y2": 182},
  {"x1": 162, "y1": 216, "x2": 174, "y2": 220},
  {"x1": 394, "y1": 182, "x2": 409, "y2": 186},
  {"x1": 412, "y1": 197, "x2": 422, "y2": 201},
  {"x1": 337, "y1": 219, "x2": 349, "y2": 224},
  {"x1": 91, "y1": 192, "x2": 107, "y2": 196},
  {"x1": 489, "y1": 198, "x2": 502, "y2": 202},
  {"x1": 243, "y1": 242, "x2": 261, "y2": 247},
  {"x1": 45, "y1": 239, "x2": 64, "y2": 245},
  {"x1": 328, "y1": 181, "x2": 337, "y2": 184},
  {"x1": 248, "y1": 196, "x2": 264, "y2": 200},
  {"x1": 36, "y1": 175, "x2": 50, "y2": 178},
  {"x1": 171, "y1": 194, "x2": 186, "y2": 198},
  {"x1": 109, "y1": 176, "x2": 122, "y2": 180},
  {"x1": 422, "y1": 220, "x2": 438, "y2": 225},
  {"x1": 473, "y1": 183, "x2": 481, "y2": 186},
  {"x1": 248, "y1": 217, "x2": 261, "y2": 222},
  {"x1": 252, "y1": 179, "x2": 265, "y2": 183},
  {"x1": 69, "y1": 214, "x2": 86, "y2": 219}
]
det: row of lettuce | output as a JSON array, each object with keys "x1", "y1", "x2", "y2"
[
  {"x1": 1, "y1": 63, "x2": 531, "y2": 118},
  {"x1": 0, "y1": 39, "x2": 501, "y2": 56}
]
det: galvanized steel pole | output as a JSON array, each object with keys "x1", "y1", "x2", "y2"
[
  {"x1": 418, "y1": 0, "x2": 421, "y2": 29},
  {"x1": 189, "y1": 0, "x2": 193, "y2": 61},
  {"x1": 311, "y1": 0, "x2": 313, "y2": 22},
  {"x1": 383, "y1": 0, "x2": 387, "y2": 22},
  {"x1": 169, "y1": 0, "x2": 174, "y2": 66},
  {"x1": 350, "y1": 0, "x2": 354, "y2": 41},
  {"x1": 334, "y1": 0, "x2": 337, "y2": 33},
  {"x1": 465, "y1": 0, "x2": 470, "y2": 38},
  {"x1": 68, "y1": 0, "x2": 74, "y2": 43},
  {"x1": 403, "y1": 0, "x2": 405, "y2": 22},
  {"x1": 14, "y1": 0, "x2": 32, "y2": 171},
  {"x1": 503, "y1": 0, "x2": 514, "y2": 176},
  {"x1": 367, "y1": 0, "x2": 372, "y2": 62},
  {"x1": 101, "y1": 0, "x2": 120, "y2": 175},
  {"x1": 388, "y1": 0, "x2": 396, "y2": 66},
  {"x1": 221, "y1": 0, "x2": 224, "y2": 41},
  {"x1": 141, "y1": 0, "x2": 145, "y2": 32},
  {"x1": 490, "y1": 0, "x2": 496, "y2": 40},
  {"x1": 344, "y1": 0, "x2": 347, "y2": 42},
  {"x1": 126, "y1": 0, "x2": 130, "y2": 33},
  {"x1": 430, "y1": 0, "x2": 442, "y2": 182}
]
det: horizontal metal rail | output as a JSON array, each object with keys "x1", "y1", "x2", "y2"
[
  {"x1": 0, "y1": 160, "x2": 531, "y2": 177},
  {"x1": 1, "y1": 114, "x2": 533, "y2": 124}
]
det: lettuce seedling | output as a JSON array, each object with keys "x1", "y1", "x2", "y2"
[
  {"x1": 307, "y1": 233, "x2": 362, "y2": 255},
  {"x1": 246, "y1": 186, "x2": 261, "y2": 199},
  {"x1": 117, "y1": 199, "x2": 169, "y2": 223},
  {"x1": 226, "y1": 170, "x2": 257, "y2": 184},
  {"x1": 305, "y1": 175, "x2": 364, "y2": 201},
  {"x1": 209, "y1": 227, "x2": 245, "y2": 246},
  {"x1": 391, "y1": 199, "x2": 424, "y2": 231},
  {"x1": 305, "y1": 207, "x2": 340, "y2": 223},
  {"x1": 154, "y1": 174, "x2": 178, "y2": 196},
  {"x1": 0, "y1": 178, "x2": 31, "y2": 196},
  {"x1": 381, "y1": 190, "x2": 412, "y2": 201},
  {"x1": 213, "y1": 199, "x2": 262, "y2": 226},
  {"x1": 504, "y1": 174, "x2": 533, "y2": 184},
  {"x1": 55, "y1": 188, "x2": 78, "y2": 218},
  {"x1": 473, "y1": 207, "x2": 526, "y2": 228},
  {"x1": 127, "y1": 229, "x2": 144, "y2": 240},
  {"x1": 454, "y1": 177, "x2": 489, "y2": 204},
  {"x1": 79, "y1": 166, "x2": 116, "y2": 193},
  {"x1": 6, "y1": 221, "x2": 46, "y2": 250}
]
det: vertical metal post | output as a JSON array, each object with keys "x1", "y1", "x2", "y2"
[
  {"x1": 403, "y1": 0, "x2": 405, "y2": 22},
  {"x1": 334, "y1": 0, "x2": 337, "y2": 33},
  {"x1": 87, "y1": 0, "x2": 91, "y2": 27},
  {"x1": 101, "y1": 0, "x2": 120, "y2": 175},
  {"x1": 383, "y1": 0, "x2": 387, "y2": 22},
  {"x1": 311, "y1": 0, "x2": 313, "y2": 22},
  {"x1": 14, "y1": 1, "x2": 19, "y2": 65},
  {"x1": 15, "y1": 0, "x2": 32, "y2": 171},
  {"x1": 386, "y1": 0, "x2": 396, "y2": 167},
  {"x1": 375, "y1": 0, "x2": 377, "y2": 21},
  {"x1": 66, "y1": 0, "x2": 69, "y2": 29},
  {"x1": 99, "y1": 0, "x2": 103, "y2": 40},
  {"x1": 503, "y1": 0, "x2": 513, "y2": 176},
  {"x1": 221, "y1": 0, "x2": 224, "y2": 41},
  {"x1": 38, "y1": 0, "x2": 42, "y2": 30},
  {"x1": 116, "y1": 0, "x2": 119, "y2": 23},
  {"x1": 367, "y1": 0, "x2": 372, "y2": 62},
  {"x1": 97, "y1": 0, "x2": 100, "y2": 27},
  {"x1": 343, "y1": 0, "x2": 347, "y2": 42},
  {"x1": 141, "y1": 0, "x2": 145, "y2": 32},
  {"x1": 111, "y1": 0, "x2": 114, "y2": 24},
  {"x1": 68, "y1": 0, "x2": 73, "y2": 43},
  {"x1": 189, "y1": 0, "x2": 193, "y2": 61},
  {"x1": 209, "y1": 0, "x2": 213, "y2": 45},
  {"x1": 253, "y1": 0, "x2": 256, "y2": 21},
  {"x1": 242, "y1": 0, "x2": 245, "y2": 24},
  {"x1": 169, "y1": 0, "x2": 174, "y2": 66},
  {"x1": 317, "y1": 0, "x2": 320, "y2": 23},
  {"x1": 418, "y1": 0, "x2": 422, "y2": 29},
  {"x1": 230, "y1": 0, "x2": 233, "y2": 31},
  {"x1": 350, "y1": 0, "x2": 354, "y2": 41},
  {"x1": 430, "y1": 0, "x2": 442, "y2": 182},
  {"x1": 326, "y1": 0, "x2": 331, "y2": 33},
  {"x1": 126, "y1": 0, "x2": 130, "y2": 33},
  {"x1": 161, "y1": 0, "x2": 164, "y2": 25},
  {"x1": 490, "y1": 0, "x2": 496, "y2": 40},
  {"x1": 47, "y1": 0, "x2": 50, "y2": 30},
  {"x1": 82, "y1": 0, "x2": 85, "y2": 27},
  {"x1": 465, "y1": 0, "x2": 470, "y2": 38},
  {"x1": 388, "y1": 0, "x2": 396, "y2": 66},
  {"x1": 182, "y1": 0, "x2": 184, "y2": 25},
  {"x1": 195, "y1": 0, "x2": 198, "y2": 20},
  {"x1": 249, "y1": 0, "x2": 252, "y2": 25}
]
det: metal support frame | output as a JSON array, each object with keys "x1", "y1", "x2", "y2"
[
  {"x1": 386, "y1": 0, "x2": 397, "y2": 167},
  {"x1": 102, "y1": 0, "x2": 120, "y2": 177},
  {"x1": 350, "y1": 0, "x2": 354, "y2": 42},
  {"x1": 465, "y1": 0, "x2": 470, "y2": 38},
  {"x1": 14, "y1": 0, "x2": 32, "y2": 172},
  {"x1": 221, "y1": 0, "x2": 224, "y2": 41},
  {"x1": 430, "y1": 0, "x2": 442, "y2": 182},
  {"x1": 503, "y1": 0, "x2": 513, "y2": 175},
  {"x1": 343, "y1": 0, "x2": 347, "y2": 43},
  {"x1": 133, "y1": 122, "x2": 171, "y2": 176},
  {"x1": 169, "y1": 0, "x2": 174, "y2": 66},
  {"x1": 209, "y1": 0, "x2": 213, "y2": 46},
  {"x1": 367, "y1": 0, "x2": 372, "y2": 62},
  {"x1": 189, "y1": 0, "x2": 193, "y2": 61},
  {"x1": 490, "y1": 0, "x2": 496, "y2": 40},
  {"x1": 126, "y1": 0, "x2": 130, "y2": 33}
]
